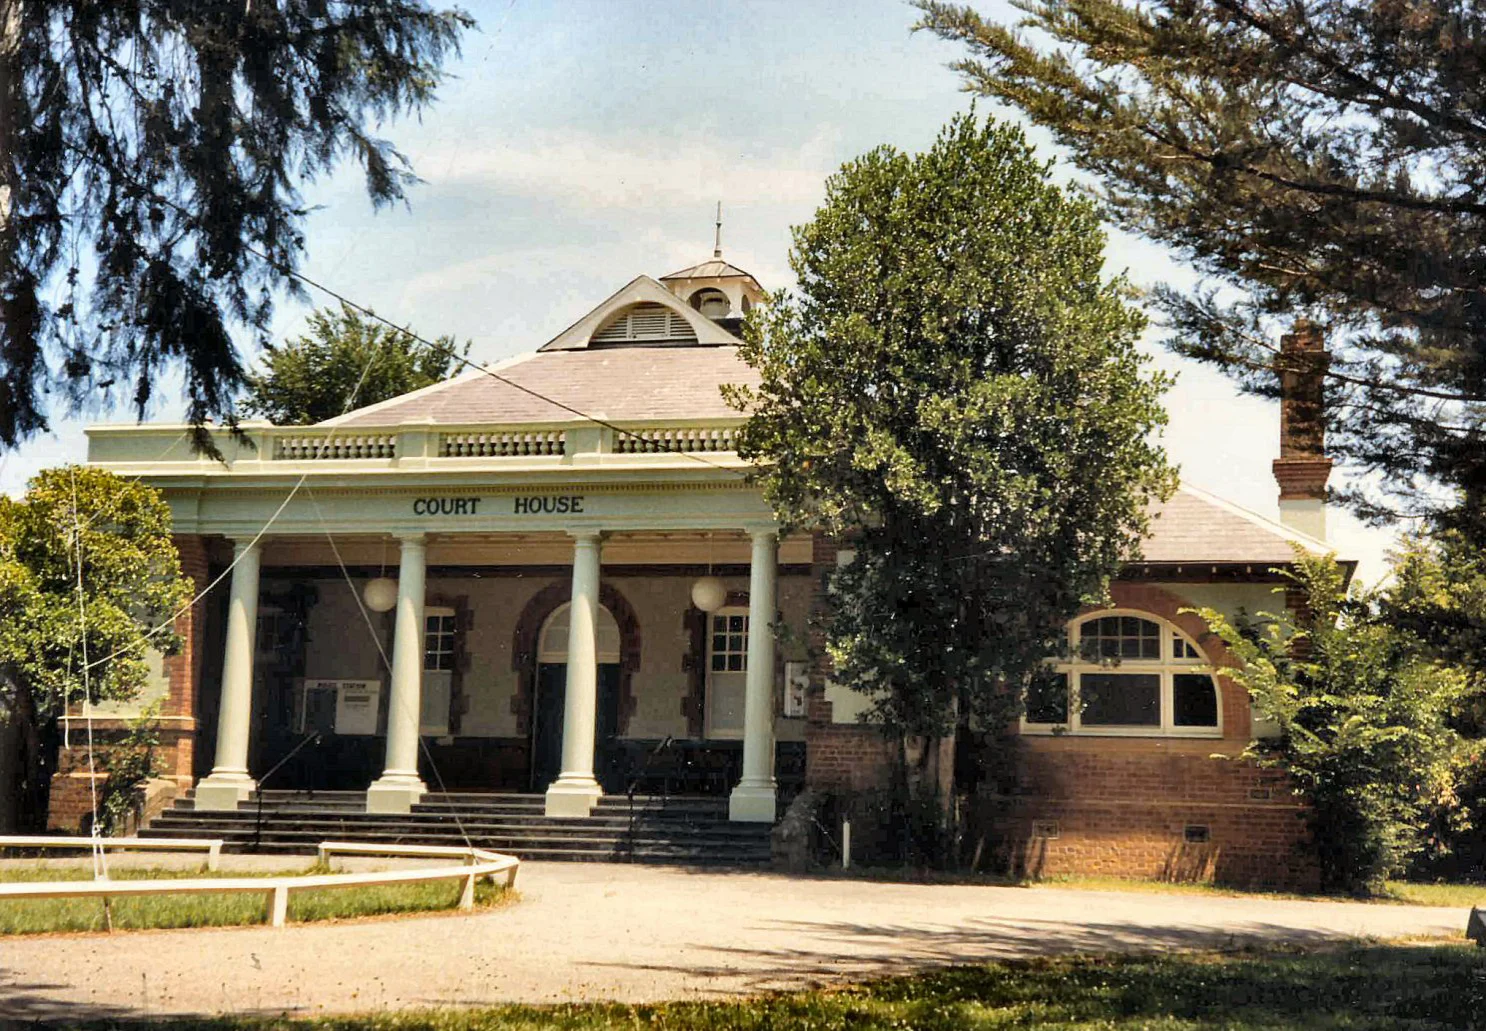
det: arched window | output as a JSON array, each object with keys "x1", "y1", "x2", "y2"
[
  {"x1": 1023, "y1": 611, "x2": 1220, "y2": 736},
  {"x1": 537, "y1": 602, "x2": 621, "y2": 664},
  {"x1": 688, "y1": 288, "x2": 731, "y2": 318}
]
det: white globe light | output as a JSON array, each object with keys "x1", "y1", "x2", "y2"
[
  {"x1": 690, "y1": 575, "x2": 727, "y2": 613},
  {"x1": 363, "y1": 576, "x2": 399, "y2": 613}
]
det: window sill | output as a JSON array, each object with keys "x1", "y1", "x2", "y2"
[{"x1": 1019, "y1": 725, "x2": 1224, "y2": 739}]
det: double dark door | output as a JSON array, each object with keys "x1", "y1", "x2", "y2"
[{"x1": 531, "y1": 662, "x2": 622, "y2": 792}]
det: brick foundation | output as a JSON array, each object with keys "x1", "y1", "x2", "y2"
[{"x1": 969, "y1": 737, "x2": 1316, "y2": 889}]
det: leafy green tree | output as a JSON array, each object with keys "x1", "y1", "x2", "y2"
[
  {"x1": 1194, "y1": 551, "x2": 1468, "y2": 894},
  {"x1": 1380, "y1": 530, "x2": 1486, "y2": 877},
  {"x1": 0, "y1": 2, "x2": 472, "y2": 449},
  {"x1": 916, "y1": 2, "x2": 1486, "y2": 527},
  {"x1": 95, "y1": 708, "x2": 161, "y2": 837},
  {"x1": 729, "y1": 114, "x2": 1175, "y2": 840},
  {"x1": 241, "y1": 304, "x2": 468, "y2": 424},
  {"x1": 0, "y1": 467, "x2": 191, "y2": 832}
]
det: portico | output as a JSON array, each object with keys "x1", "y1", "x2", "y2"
[
  {"x1": 90, "y1": 411, "x2": 808, "y2": 824},
  {"x1": 83, "y1": 255, "x2": 804, "y2": 839}
]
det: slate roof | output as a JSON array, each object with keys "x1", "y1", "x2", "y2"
[
  {"x1": 327, "y1": 345, "x2": 758, "y2": 427},
  {"x1": 1140, "y1": 484, "x2": 1332, "y2": 565},
  {"x1": 327, "y1": 348, "x2": 1332, "y2": 566}
]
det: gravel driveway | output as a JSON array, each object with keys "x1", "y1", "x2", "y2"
[{"x1": 0, "y1": 860, "x2": 1465, "y2": 1020}]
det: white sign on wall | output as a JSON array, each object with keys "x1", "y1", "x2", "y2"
[
  {"x1": 329, "y1": 680, "x2": 380, "y2": 736},
  {"x1": 784, "y1": 661, "x2": 809, "y2": 718}
]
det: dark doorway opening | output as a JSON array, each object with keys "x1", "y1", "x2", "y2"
[{"x1": 530, "y1": 662, "x2": 622, "y2": 792}]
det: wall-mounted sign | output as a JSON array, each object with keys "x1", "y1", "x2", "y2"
[
  {"x1": 412, "y1": 497, "x2": 482, "y2": 516},
  {"x1": 513, "y1": 495, "x2": 585, "y2": 515},
  {"x1": 332, "y1": 680, "x2": 380, "y2": 735},
  {"x1": 409, "y1": 495, "x2": 588, "y2": 517},
  {"x1": 784, "y1": 661, "x2": 809, "y2": 718}
]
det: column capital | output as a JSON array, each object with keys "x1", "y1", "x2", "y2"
[
  {"x1": 229, "y1": 536, "x2": 261, "y2": 556},
  {"x1": 396, "y1": 532, "x2": 427, "y2": 546},
  {"x1": 744, "y1": 524, "x2": 779, "y2": 542},
  {"x1": 567, "y1": 529, "x2": 605, "y2": 544}
]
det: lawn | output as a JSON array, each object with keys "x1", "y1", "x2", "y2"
[
  {"x1": 0, "y1": 864, "x2": 508, "y2": 934},
  {"x1": 46, "y1": 943, "x2": 1486, "y2": 1030}
]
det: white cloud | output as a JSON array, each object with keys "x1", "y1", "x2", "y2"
[{"x1": 410, "y1": 129, "x2": 841, "y2": 210}]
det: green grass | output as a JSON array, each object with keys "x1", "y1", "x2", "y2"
[
  {"x1": 0, "y1": 864, "x2": 508, "y2": 934},
  {"x1": 46, "y1": 943, "x2": 1486, "y2": 1030}
]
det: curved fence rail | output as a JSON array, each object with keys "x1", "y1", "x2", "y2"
[
  {"x1": 0, "y1": 837, "x2": 519, "y2": 928},
  {"x1": 0, "y1": 836, "x2": 223, "y2": 870}
]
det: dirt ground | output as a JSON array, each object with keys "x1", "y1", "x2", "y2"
[{"x1": 0, "y1": 858, "x2": 1466, "y2": 1020}]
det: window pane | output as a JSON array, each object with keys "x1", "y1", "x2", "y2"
[
  {"x1": 712, "y1": 616, "x2": 726, "y2": 633},
  {"x1": 712, "y1": 634, "x2": 727, "y2": 652},
  {"x1": 727, "y1": 654, "x2": 744, "y2": 671},
  {"x1": 1025, "y1": 672, "x2": 1069, "y2": 724},
  {"x1": 1079, "y1": 673, "x2": 1160, "y2": 726},
  {"x1": 1173, "y1": 674, "x2": 1219, "y2": 727},
  {"x1": 729, "y1": 615, "x2": 745, "y2": 632},
  {"x1": 711, "y1": 654, "x2": 726, "y2": 672}
]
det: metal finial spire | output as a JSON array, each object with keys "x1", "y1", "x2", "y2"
[{"x1": 713, "y1": 201, "x2": 723, "y2": 259}]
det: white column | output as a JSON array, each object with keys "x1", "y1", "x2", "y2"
[
  {"x1": 367, "y1": 534, "x2": 429, "y2": 814},
  {"x1": 195, "y1": 539, "x2": 262, "y2": 811},
  {"x1": 730, "y1": 528, "x2": 779, "y2": 823},
  {"x1": 545, "y1": 530, "x2": 605, "y2": 817}
]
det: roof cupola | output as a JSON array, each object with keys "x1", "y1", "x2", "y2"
[{"x1": 660, "y1": 204, "x2": 765, "y2": 335}]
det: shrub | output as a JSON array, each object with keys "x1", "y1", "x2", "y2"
[{"x1": 1193, "y1": 550, "x2": 1468, "y2": 894}]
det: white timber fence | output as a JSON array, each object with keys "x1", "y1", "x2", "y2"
[{"x1": 0, "y1": 838, "x2": 519, "y2": 928}]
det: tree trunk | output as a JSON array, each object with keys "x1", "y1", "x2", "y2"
[
  {"x1": 0, "y1": 710, "x2": 19, "y2": 833},
  {"x1": 8, "y1": 678, "x2": 60, "y2": 834}
]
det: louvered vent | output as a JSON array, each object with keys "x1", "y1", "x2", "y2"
[{"x1": 590, "y1": 303, "x2": 697, "y2": 344}]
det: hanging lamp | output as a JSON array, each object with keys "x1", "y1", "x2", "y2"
[
  {"x1": 364, "y1": 537, "x2": 398, "y2": 613},
  {"x1": 690, "y1": 532, "x2": 727, "y2": 613}
]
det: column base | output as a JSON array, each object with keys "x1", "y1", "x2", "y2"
[
  {"x1": 729, "y1": 782, "x2": 778, "y2": 823},
  {"x1": 544, "y1": 776, "x2": 602, "y2": 818},
  {"x1": 194, "y1": 773, "x2": 256, "y2": 812},
  {"x1": 366, "y1": 774, "x2": 428, "y2": 815}
]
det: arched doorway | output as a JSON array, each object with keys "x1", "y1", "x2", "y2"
[{"x1": 531, "y1": 602, "x2": 624, "y2": 792}]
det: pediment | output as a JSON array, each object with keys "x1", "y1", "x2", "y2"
[{"x1": 539, "y1": 276, "x2": 741, "y2": 351}]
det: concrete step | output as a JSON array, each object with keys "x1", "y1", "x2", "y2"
[
  {"x1": 144, "y1": 819, "x2": 768, "y2": 845},
  {"x1": 139, "y1": 828, "x2": 771, "y2": 861},
  {"x1": 145, "y1": 790, "x2": 773, "y2": 868}
]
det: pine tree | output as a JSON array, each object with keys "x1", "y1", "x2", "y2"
[
  {"x1": 917, "y1": 1, "x2": 1486, "y2": 525},
  {"x1": 0, "y1": 1, "x2": 471, "y2": 450}
]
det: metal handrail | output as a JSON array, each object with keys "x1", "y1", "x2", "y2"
[
  {"x1": 625, "y1": 736, "x2": 675, "y2": 861},
  {"x1": 251, "y1": 732, "x2": 322, "y2": 853}
]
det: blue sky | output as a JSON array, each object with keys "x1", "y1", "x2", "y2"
[{"x1": 4, "y1": 0, "x2": 1397, "y2": 581}]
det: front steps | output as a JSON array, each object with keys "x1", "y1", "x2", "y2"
[{"x1": 138, "y1": 790, "x2": 774, "y2": 866}]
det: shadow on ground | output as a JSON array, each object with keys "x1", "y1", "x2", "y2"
[
  {"x1": 12, "y1": 945, "x2": 1485, "y2": 1030},
  {"x1": 582, "y1": 914, "x2": 1356, "y2": 992}
]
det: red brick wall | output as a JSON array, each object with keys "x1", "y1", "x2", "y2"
[
  {"x1": 971, "y1": 737, "x2": 1315, "y2": 889},
  {"x1": 801, "y1": 548, "x2": 1317, "y2": 887},
  {"x1": 162, "y1": 534, "x2": 209, "y2": 788}
]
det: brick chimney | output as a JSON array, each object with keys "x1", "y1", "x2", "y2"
[{"x1": 1271, "y1": 320, "x2": 1332, "y2": 540}]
